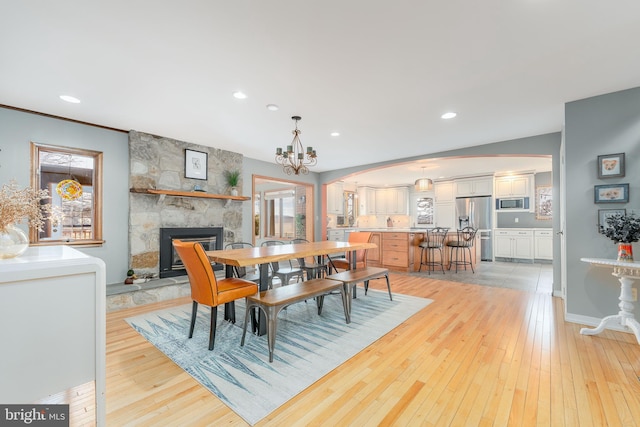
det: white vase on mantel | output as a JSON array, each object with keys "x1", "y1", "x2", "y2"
[{"x1": 230, "y1": 187, "x2": 239, "y2": 197}]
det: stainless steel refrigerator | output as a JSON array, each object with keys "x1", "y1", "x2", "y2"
[{"x1": 455, "y1": 195, "x2": 493, "y2": 261}]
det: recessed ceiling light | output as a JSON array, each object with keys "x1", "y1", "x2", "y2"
[
  {"x1": 60, "y1": 95, "x2": 80, "y2": 104},
  {"x1": 266, "y1": 104, "x2": 279, "y2": 111},
  {"x1": 232, "y1": 91, "x2": 247, "y2": 99},
  {"x1": 441, "y1": 112, "x2": 457, "y2": 119},
  {"x1": 330, "y1": 132, "x2": 340, "y2": 137}
]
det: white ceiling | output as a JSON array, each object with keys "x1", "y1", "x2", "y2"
[{"x1": 2, "y1": 1, "x2": 639, "y2": 182}]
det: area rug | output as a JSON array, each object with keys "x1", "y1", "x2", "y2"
[{"x1": 126, "y1": 288, "x2": 432, "y2": 425}]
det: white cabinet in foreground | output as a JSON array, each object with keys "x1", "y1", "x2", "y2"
[{"x1": 0, "y1": 246, "x2": 106, "y2": 426}]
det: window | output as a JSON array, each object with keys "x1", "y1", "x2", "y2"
[
  {"x1": 264, "y1": 189, "x2": 296, "y2": 239},
  {"x1": 253, "y1": 175, "x2": 314, "y2": 243},
  {"x1": 30, "y1": 142, "x2": 103, "y2": 246},
  {"x1": 416, "y1": 197, "x2": 434, "y2": 225},
  {"x1": 344, "y1": 191, "x2": 357, "y2": 226}
]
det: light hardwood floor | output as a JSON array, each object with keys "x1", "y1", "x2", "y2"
[{"x1": 76, "y1": 273, "x2": 640, "y2": 425}]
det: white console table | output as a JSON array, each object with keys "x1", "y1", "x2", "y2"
[
  {"x1": 580, "y1": 257, "x2": 640, "y2": 344},
  {"x1": 0, "y1": 246, "x2": 106, "y2": 425}
]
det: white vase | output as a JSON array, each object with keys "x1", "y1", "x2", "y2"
[
  {"x1": 0, "y1": 224, "x2": 29, "y2": 259},
  {"x1": 230, "y1": 187, "x2": 239, "y2": 196}
]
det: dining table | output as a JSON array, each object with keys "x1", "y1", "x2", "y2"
[{"x1": 206, "y1": 240, "x2": 377, "y2": 335}]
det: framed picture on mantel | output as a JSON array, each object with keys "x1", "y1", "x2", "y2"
[{"x1": 185, "y1": 149, "x2": 208, "y2": 180}]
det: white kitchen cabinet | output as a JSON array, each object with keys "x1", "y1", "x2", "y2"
[
  {"x1": 327, "y1": 229, "x2": 346, "y2": 241},
  {"x1": 357, "y1": 186, "x2": 376, "y2": 215},
  {"x1": 494, "y1": 229, "x2": 534, "y2": 260},
  {"x1": 454, "y1": 176, "x2": 493, "y2": 197},
  {"x1": 327, "y1": 182, "x2": 344, "y2": 215},
  {"x1": 534, "y1": 229, "x2": 553, "y2": 260},
  {"x1": 375, "y1": 187, "x2": 408, "y2": 215},
  {"x1": 494, "y1": 174, "x2": 533, "y2": 198},
  {"x1": 435, "y1": 202, "x2": 456, "y2": 229},
  {"x1": 434, "y1": 181, "x2": 454, "y2": 203}
]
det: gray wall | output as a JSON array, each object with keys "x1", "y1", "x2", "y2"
[
  {"x1": 0, "y1": 107, "x2": 129, "y2": 284},
  {"x1": 565, "y1": 86, "x2": 640, "y2": 322}
]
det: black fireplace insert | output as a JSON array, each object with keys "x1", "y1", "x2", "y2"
[{"x1": 159, "y1": 227, "x2": 223, "y2": 278}]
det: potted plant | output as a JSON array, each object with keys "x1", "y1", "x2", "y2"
[
  {"x1": 224, "y1": 170, "x2": 241, "y2": 196},
  {"x1": 600, "y1": 213, "x2": 640, "y2": 261}
]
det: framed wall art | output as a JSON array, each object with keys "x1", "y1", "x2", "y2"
[
  {"x1": 594, "y1": 183, "x2": 629, "y2": 203},
  {"x1": 535, "y1": 185, "x2": 552, "y2": 220},
  {"x1": 598, "y1": 208, "x2": 626, "y2": 232},
  {"x1": 597, "y1": 152, "x2": 625, "y2": 178},
  {"x1": 185, "y1": 149, "x2": 208, "y2": 180}
]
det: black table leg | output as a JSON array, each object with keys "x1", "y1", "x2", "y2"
[
  {"x1": 351, "y1": 249, "x2": 358, "y2": 299},
  {"x1": 252, "y1": 262, "x2": 269, "y2": 336},
  {"x1": 224, "y1": 264, "x2": 236, "y2": 322}
]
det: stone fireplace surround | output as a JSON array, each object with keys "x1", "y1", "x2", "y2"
[{"x1": 106, "y1": 131, "x2": 245, "y2": 311}]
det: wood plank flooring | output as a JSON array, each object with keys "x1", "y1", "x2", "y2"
[{"x1": 79, "y1": 273, "x2": 640, "y2": 425}]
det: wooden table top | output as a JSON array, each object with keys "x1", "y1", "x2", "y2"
[{"x1": 206, "y1": 240, "x2": 376, "y2": 267}]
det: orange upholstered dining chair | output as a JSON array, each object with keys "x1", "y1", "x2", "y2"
[
  {"x1": 173, "y1": 239, "x2": 258, "y2": 350},
  {"x1": 328, "y1": 231, "x2": 372, "y2": 272}
]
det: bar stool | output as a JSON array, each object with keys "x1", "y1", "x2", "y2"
[
  {"x1": 418, "y1": 227, "x2": 448, "y2": 274},
  {"x1": 446, "y1": 227, "x2": 478, "y2": 273}
]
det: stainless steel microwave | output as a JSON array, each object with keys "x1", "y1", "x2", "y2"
[{"x1": 496, "y1": 197, "x2": 529, "y2": 210}]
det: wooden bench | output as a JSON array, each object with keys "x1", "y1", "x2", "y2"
[
  {"x1": 326, "y1": 267, "x2": 392, "y2": 313},
  {"x1": 241, "y1": 278, "x2": 350, "y2": 362}
]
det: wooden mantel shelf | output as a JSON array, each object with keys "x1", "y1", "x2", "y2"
[{"x1": 130, "y1": 188, "x2": 250, "y2": 201}]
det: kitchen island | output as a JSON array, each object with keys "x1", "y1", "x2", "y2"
[{"x1": 327, "y1": 227, "x2": 483, "y2": 272}]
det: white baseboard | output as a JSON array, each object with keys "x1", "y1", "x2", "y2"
[{"x1": 565, "y1": 312, "x2": 629, "y2": 333}]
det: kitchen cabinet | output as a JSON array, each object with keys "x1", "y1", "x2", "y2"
[
  {"x1": 435, "y1": 202, "x2": 456, "y2": 229},
  {"x1": 375, "y1": 187, "x2": 408, "y2": 215},
  {"x1": 454, "y1": 176, "x2": 493, "y2": 197},
  {"x1": 494, "y1": 174, "x2": 533, "y2": 198},
  {"x1": 381, "y1": 232, "x2": 416, "y2": 271},
  {"x1": 434, "y1": 181, "x2": 454, "y2": 202},
  {"x1": 327, "y1": 229, "x2": 345, "y2": 242},
  {"x1": 494, "y1": 229, "x2": 534, "y2": 260},
  {"x1": 357, "y1": 186, "x2": 376, "y2": 216},
  {"x1": 534, "y1": 229, "x2": 553, "y2": 260},
  {"x1": 327, "y1": 182, "x2": 344, "y2": 215}
]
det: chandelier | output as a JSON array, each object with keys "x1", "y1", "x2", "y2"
[
  {"x1": 275, "y1": 116, "x2": 317, "y2": 175},
  {"x1": 414, "y1": 167, "x2": 433, "y2": 191}
]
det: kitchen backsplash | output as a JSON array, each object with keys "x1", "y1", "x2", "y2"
[{"x1": 327, "y1": 214, "x2": 410, "y2": 228}]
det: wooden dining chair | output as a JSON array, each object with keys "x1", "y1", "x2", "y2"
[
  {"x1": 173, "y1": 239, "x2": 258, "y2": 350},
  {"x1": 328, "y1": 231, "x2": 372, "y2": 273}
]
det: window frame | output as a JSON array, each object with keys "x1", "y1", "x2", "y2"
[{"x1": 30, "y1": 142, "x2": 104, "y2": 246}]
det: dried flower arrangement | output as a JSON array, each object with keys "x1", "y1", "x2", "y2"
[
  {"x1": 600, "y1": 213, "x2": 640, "y2": 243},
  {"x1": 0, "y1": 181, "x2": 51, "y2": 233}
]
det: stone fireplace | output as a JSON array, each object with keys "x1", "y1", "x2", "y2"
[{"x1": 127, "y1": 131, "x2": 244, "y2": 278}]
